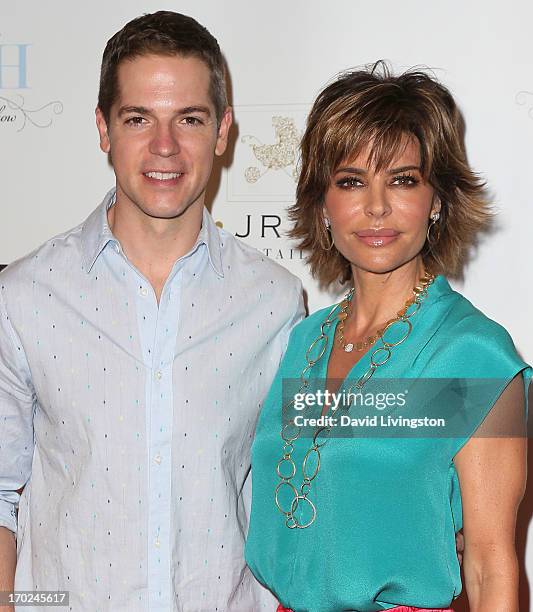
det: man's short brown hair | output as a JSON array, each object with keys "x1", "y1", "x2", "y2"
[
  {"x1": 289, "y1": 61, "x2": 491, "y2": 287},
  {"x1": 98, "y1": 11, "x2": 227, "y2": 124}
]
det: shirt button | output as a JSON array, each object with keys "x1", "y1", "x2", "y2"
[
  {"x1": 155, "y1": 370, "x2": 162, "y2": 380},
  {"x1": 140, "y1": 287, "x2": 148, "y2": 297},
  {"x1": 113, "y1": 244, "x2": 120, "y2": 254},
  {"x1": 154, "y1": 454, "x2": 161, "y2": 464},
  {"x1": 154, "y1": 538, "x2": 160, "y2": 548}
]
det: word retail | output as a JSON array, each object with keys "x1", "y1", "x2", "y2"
[{"x1": 262, "y1": 247, "x2": 304, "y2": 260}]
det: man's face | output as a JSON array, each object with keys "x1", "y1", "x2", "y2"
[{"x1": 96, "y1": 53, "x2": 231, "y2": 220}]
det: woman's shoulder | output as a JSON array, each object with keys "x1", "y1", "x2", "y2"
[
  {"x1": 428, "y1": 282, "x2": 528, "y2": 377},
  {"x1": 290, "y1": 302, "x2": 339, "y2": 340},
  {"x1": 279, "y1": 302, "x2": 340, "y2": 367},
  {"x1": 440, "y1": 285, "x2": 515, "y2": 345}
]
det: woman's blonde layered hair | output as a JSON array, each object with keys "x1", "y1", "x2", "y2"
[{"x1": 289, "y1": 61, "x2": 491, "y2": 287}]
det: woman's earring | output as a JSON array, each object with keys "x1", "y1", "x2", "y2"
[
  {"x1": 426, "y1": 211, "x2": 441, "y2": 244},
  {"x1": 321, "y1": 217, "x2": 334, "y2": 251}
]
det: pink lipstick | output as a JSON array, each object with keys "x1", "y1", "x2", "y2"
[{"x1": 356, "y1": 228, "x2": 400, "y2": 247}]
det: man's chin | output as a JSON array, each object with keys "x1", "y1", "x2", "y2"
[
  {"x1": 116, "y1": 185, "x2": 204, "y2": 221},
  {"x1": 137, "y1": 197, "x2": 199, "y2": 221},
  {"x1": 141, "y1": 206, "x2": 190, "y2": 220}
]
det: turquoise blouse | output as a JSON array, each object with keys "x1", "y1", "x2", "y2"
[{"x1": 245, "y1": 276, "x2": 530, "y2": 612}]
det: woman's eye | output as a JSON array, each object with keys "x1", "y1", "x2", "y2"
[
  {"x1": 335, "y1": 176, "x2": 364, "y2": 189},
  {"x1": 392, "y1": 173, "x2": 418, "y2": 186}
]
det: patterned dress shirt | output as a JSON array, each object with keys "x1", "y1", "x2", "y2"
[{"x1": 0, "y1": 188, "x2": 304, "y2": 611}]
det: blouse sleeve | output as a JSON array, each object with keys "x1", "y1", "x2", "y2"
[{"x1": 426, "y1": 312, "x2": 531, "y2": 456}]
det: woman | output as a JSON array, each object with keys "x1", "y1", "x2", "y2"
[{"x1": 245, "y1": 63, "x2": 530, "y2": 612}]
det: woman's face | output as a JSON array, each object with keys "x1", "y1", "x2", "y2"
[{"x1": 323, "y1": 136, "x2": 440, "y2": 275}]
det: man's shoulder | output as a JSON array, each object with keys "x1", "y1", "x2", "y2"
[
  {"x1": 218, "y1": 228, "x2": 302, "y2": 293},
  {"x1": 0, "y1": 220, "x2": 85, "y2": 289}
]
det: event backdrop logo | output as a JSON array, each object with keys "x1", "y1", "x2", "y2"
[
  {"x1": 515, "y1": 90, "x2": 533, "y2": 119},
  {"x1": 241, "y1": 116, "x2": 300, "y2": 184},
  {"x1": 218, "y1": 104, "x2": 309, "y2": 262},
  {"x1": 226, "y1": 104, "x2": 308, "y2": 202},
  {"x1": 0, "y1": 40, "x2": 63, "y2": 131}
]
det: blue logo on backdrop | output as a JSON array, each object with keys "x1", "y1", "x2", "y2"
[
  {"x1": 0, "y1": 43, "x2": 30, "y2": 89},
  {"x1": 0, "y1": 40, "x2": 63, "y2": 131}
]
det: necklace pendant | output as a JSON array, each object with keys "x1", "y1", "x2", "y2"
[{"x1": 344, "y1": 343, "x2": 354, "y2": 353}]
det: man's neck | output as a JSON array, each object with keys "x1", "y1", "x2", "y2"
[{"x1": 107, "y1": 197, "x2": 204, "y2": 302}]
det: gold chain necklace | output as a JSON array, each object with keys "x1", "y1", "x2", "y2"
[
  {"x1": 336, "y1": 300, "x2": 395, "y2": 353},
  {"x1": 274, "y1": 272, "x2": 435, "y2": 529},
  {"x1": 336, "y1": 274, "x2": 433, "y2": 352}
]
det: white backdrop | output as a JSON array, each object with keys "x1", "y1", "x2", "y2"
[{"x1": 2, "y1": 0, "x2": 532, "y2": 607}]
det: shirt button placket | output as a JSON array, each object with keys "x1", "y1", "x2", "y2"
[
  {"x1": 147, "y1": 284, "x2": 176, "y2": 611},
  {"x1": 138, "y1": 281, "x2": 171, "y2": 610}
]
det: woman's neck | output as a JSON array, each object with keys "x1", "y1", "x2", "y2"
[{"x1": 348, "y1": 259, "x2": 427, "y2": 334}]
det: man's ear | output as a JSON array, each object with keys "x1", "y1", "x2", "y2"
[
  {"x1": 215, "y1": 106, "x2": 233, "y2": 157},
  {"x1": 95, "y1": 107, "x2": 111, "y2": 154}
]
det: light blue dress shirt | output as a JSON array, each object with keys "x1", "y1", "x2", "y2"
[{"x1": 0, "y1": 188, "x2": 304, "y2": 611}]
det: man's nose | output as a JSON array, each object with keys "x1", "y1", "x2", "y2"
[{"x1": 149, "y1": 123, "x2": 180, "y2": 157}]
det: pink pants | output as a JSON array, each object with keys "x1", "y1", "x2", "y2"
[{"x1": 277, "y1": 606, "x2": 453, "y2": 612}]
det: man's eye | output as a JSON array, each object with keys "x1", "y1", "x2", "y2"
[
  {"x1": 335, "y1": 176, "x2": 364, "y2": 189},
  {"x1": 182, "y1": 116, "x2": 203, "y2": 126},
  {"x1": 125, "y1": 117, "x2": 146, "y2": 126}
]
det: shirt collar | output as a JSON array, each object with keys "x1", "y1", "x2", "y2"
[
  {"x1": 80, "y1": 187, "x2": 224, "y2": 278},
  {"x1": 80, "y1": 188, "x2": 117, "y2": 273},
  {"x1": 197, "y1": 206, "x2": 224, "y2": 278}
]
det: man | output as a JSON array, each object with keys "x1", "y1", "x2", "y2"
[{"x1": 0, "y1": 12, "x2": 303, "y2": 611}]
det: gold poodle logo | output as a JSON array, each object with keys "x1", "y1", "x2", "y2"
[{"x1": 241, "y1": 116, "x2": 301, "y2": 184}]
